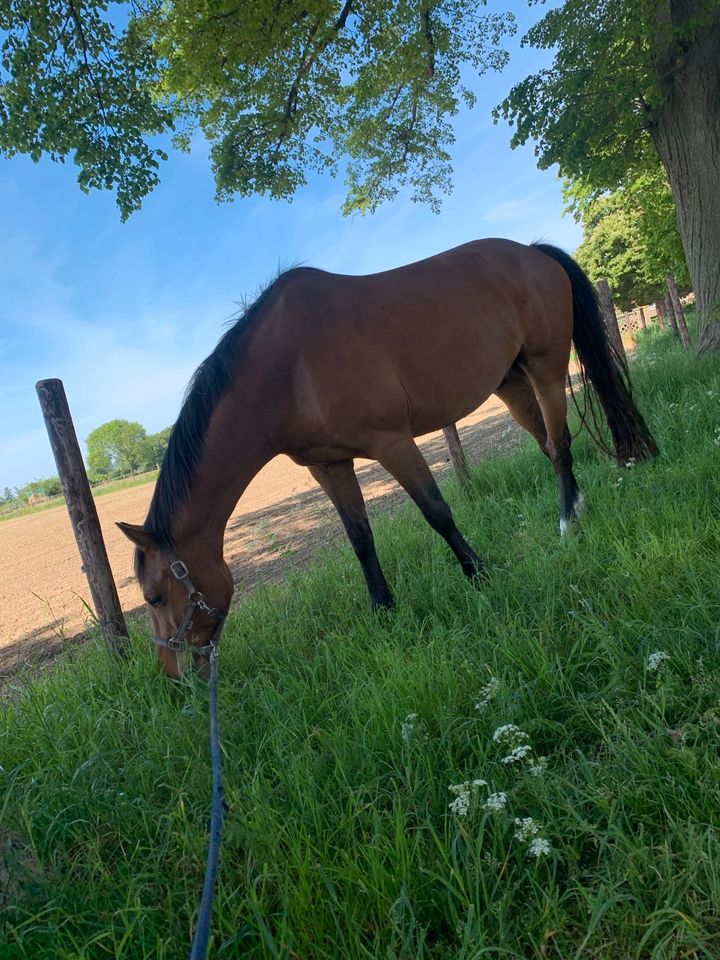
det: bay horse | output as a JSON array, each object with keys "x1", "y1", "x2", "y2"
[{"x1": 119, "y1": 239, "x2": 656, "y2": 676}]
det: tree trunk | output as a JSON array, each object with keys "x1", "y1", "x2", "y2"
[
  {"x1": 664, "y1": 291, "x2": 680, "y2": 338},
  {"x1": 442, "y1": 423, "x2": 471, "y2": 486},
  {"x1": 596, "y1": 279, "x2": 626, "y2": 362},
  {"x1": 638, "y1": 305, "x2": 647, "y2": 330},
  {"x1": 667, "y1": 273, "x2": 692, "y2": 348},
  {"x1": 651, "y1": 1, "x2": 720, "y2": 353},
  {"x1": 655, "y1": 299, "x2": 667, "y2": 330}
]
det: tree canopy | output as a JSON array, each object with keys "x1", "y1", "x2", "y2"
[
  {"x1": 86, "y1": 419, "x2": 169, "y2": 479},
  {"x1": 0, "y1": 0, "x2": 513, "y2": 218},
  {"x1": 567, "y1": 166, "x2": 690, "y2": 310},
  {"x1": 496, "y1": 0, "x2": 720, "y2": 350},
  {"x1": 3, "y1": 0, "x2": 718, "y2": 348}
]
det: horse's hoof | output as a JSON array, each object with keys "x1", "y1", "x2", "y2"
[
  {"x1": 371, "y1": 595, "x2": 395, "y2": 614},
  {"x1": 560, "y1": 493, "x2": 586, "y2": 537}
]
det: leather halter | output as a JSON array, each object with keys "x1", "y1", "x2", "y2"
[{"x1": 154, "y1": 557, "x2": 227, "y2": 658}]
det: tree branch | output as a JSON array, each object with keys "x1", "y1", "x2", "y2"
[
  {"x1": 66, "y1": 0, "x2": 117, "y2": 140},
  {"x1": 270, "y1": 2, "x2": 353, "y2": 158},
  {"x1": 420, "y1": 4, "x2": 435, "y2": 78}
]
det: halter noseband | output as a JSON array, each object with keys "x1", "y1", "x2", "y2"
[{"x1": 154, "y1": 557, "x2": 227, "y2": 658}]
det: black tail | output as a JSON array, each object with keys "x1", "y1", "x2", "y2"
[{"x1": 533, "y1": 243, "x2": 658, "y2": 464}]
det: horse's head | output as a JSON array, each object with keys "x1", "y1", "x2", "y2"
[{"x1": 118, "y1": 523, "x2": 233, "y2": 678}]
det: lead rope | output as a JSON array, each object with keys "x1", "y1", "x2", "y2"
[{"x1": 189, "y1": 639, "x2": 224, "y2": 960}]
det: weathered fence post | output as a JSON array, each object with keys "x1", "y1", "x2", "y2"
[
  {"x1": 664, "y1": 291, "x2": 680, "y2": 338},
  {"x1": 655, "y1": 299, "x2": 667, "y2": 331},
  {"x1": 442, "y1": 423, "x2": 471, "y2": 486},
  {"x1": 667, "y1": 274, "x2": 692, "y2": 349},
  {"x1": 596, "y1": 279, "x2": 626, "y2": 363},
  {"x1": 36, "y1": 379, "x2": 129, "y2": 654}
]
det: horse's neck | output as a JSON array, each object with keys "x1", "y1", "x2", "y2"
[{"x1": 172, "y1": 422, "x2": 273, "y2": 553}]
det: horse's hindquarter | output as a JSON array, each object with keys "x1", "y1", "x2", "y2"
[{"x1": 257, "y1": 241, "x2": 570, "y2": 459}]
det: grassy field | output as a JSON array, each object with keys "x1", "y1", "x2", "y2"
[
  {"x1": 0, "y1": 470, "x2": 159, "y2": 523},
  {"x1": 2, "y1": 328, "x2": 719, "y2": 959}
]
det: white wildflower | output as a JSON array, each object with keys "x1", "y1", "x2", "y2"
[
  {"x1": 647, "y1": 651, "x2": 670, "y2": 672},
  {"x1": 449, "y1": 779, "x2": 487, "y2": 796},
  {"x1": 501, "y1": 744, "x2": 532, "y2": 764},
  {"x1": 475, "y1": 676, "x2": 500, "y2": 710},
  {"x1": 513, "y1": 817, "x2": 541, "y2": 842},
  {"x1": 401, "y1": 713, "x2": 418, "y2": 742},
  {"x1": 448, "y1": 779, "x2": 487, "y2": 818},
  {"x1": 527, "y1": 757, "x2": 548, "y2": 778},
  {"x1": 492, "y1": 724, "x2": 529, "y2": 745},
  {"x1": 483, "y1": 791, "x2": 507, "y2": 812},
  {"x1": 527, "y1": 837, "x2": 551, "y2": 858},
  {"x1": 449, "y1": 793, "x2": 471, "y2": 817},
  {"x1": 624, "y1": 457, "x2": 636, "y2": 469}
]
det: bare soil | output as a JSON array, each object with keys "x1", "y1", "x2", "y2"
[{"x1": 0, "y1": 398, "x2": 520, "y2": 681}]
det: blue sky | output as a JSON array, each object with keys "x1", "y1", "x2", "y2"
[{"x1": 0, "y1": 2, "x2": 581, "y2": 492}]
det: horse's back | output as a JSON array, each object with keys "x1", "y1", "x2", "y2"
[{"x1": 246, "y1": 239, "x2": 573, "y2": 448}]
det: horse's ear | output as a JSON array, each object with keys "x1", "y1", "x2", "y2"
[{"x1": 117, "y1": 522, "x2": 157, "y2": 552}]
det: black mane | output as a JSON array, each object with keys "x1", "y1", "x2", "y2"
[{"x1": 144, "y1": 277, "x2": 284, "y2": 550}]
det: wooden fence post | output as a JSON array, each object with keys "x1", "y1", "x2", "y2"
[
  {"x1": 655, "y1": 299, "x2": 667, "y2": 331},
  {"x1": 664, "y1": 291, "x2": 680, "y2": 338},
  {"x1": 667, "y1": 274, "x2": 692, "y2": 349},
  {"x1": 442, "y1": 424, "x2": 471, "y2": 486},
  {"x1": 596, "y1": 279, "x2": 626, "y2": 363},
  {"x1": 36, "y1": 379, "x2": 129, "y2": 654}
]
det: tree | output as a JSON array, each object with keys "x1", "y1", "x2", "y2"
[
  {"x1": 86, "y1": 420, "x2": 148, "y2": 478},
  {"x1": 16, "y1": 476, "x2": 62, "y2": 500},
  {"x1": 567, "y1": 167, "x2": 691, "y2": 311},
  {"x1": 144, "y1": 427, "x2": 172, "y2": 469},
  {"x1": 0, "y1": 1, "x2": 513, "y2": 218},
  {"x1": 496, "y1": 0, "x2": 720, "y2": 353}
]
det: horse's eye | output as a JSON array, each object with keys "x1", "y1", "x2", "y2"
[{"x1": 147, "y1": 595, "x2": 163, "y2": 608}]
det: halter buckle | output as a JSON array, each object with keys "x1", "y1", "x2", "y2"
[
  {"x1": 155, "y1": 635, "x2": 186, "y2": 652},
  {"x1": 170, "y1": 560, "x2": 190, "y2": 581}
]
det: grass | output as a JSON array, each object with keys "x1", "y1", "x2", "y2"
[{"x1": 2, "y1": 327, "x2": 720, "y2": 958}]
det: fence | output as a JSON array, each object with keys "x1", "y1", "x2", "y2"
[{"x1": 0, "y1": 465, "x2": 160, "y2": 517}]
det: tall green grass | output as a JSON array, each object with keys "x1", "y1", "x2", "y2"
[{"x1": 2, "y1": 329, "x2": 719, "y2": 958}]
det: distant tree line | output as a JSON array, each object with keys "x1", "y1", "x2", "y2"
[{"x1": 1, "y1": 419, "x2": 171, "y2": 511}]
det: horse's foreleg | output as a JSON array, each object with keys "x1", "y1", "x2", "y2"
[
  {"x1": 308, "y1": 460, "x2": 394, "y2": 610},
  {"x1": 371, "y1": 435, "x2": 484, "y2": 581}
]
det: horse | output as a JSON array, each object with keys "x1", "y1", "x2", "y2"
[{"x1": 119, "y1": 239, "x2": 657, "y2": 677}]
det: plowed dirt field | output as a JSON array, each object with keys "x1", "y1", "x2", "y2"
[{"x1": 1, "y1": 399, "x2": 520, "y2": 680}]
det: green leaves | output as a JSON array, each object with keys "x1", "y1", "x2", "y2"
[
  {"x1": 0, "y1": 0, "x2": 174, "y2": 218},
  {"x1": 567, "y1": 165, "x2": 690, "y2": 309},
  {"x1": 1, "y1": 1, "x2": 514, "y2": 216},
  {"x1": 496, "y1": 0, "x2": 662, "y2": 186},
  {"x1": 86, "y1": 418, "x2": 169, "y2": 478}
]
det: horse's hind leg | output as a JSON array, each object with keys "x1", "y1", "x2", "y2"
[
  {"x1": 495, "y1": 365, "x2": 549, "y2": 456},
  {"x1": 521, "y1": 363, "x2": 583, "y2": 535},
  {"x1": 371, "y1": 435, "x2": 484, "y2": 580},
  {"x1": 308, "y1": 460, "x2": 394, "y2": 610}
]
